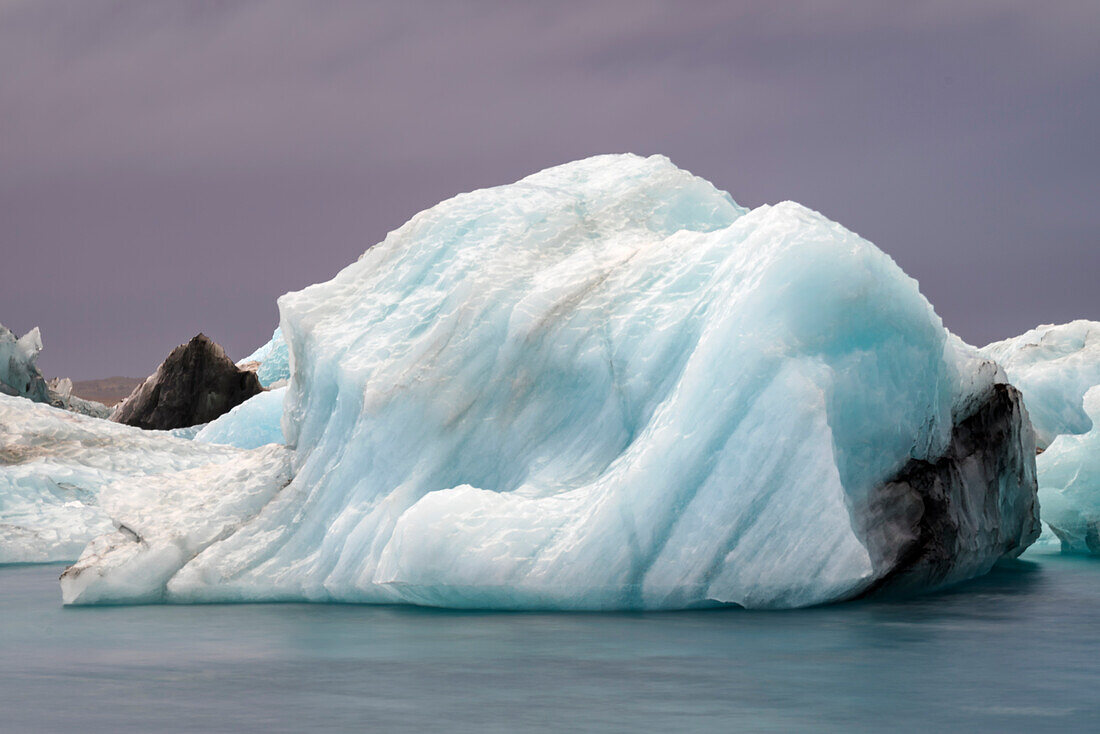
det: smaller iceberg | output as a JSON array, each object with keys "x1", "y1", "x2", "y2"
[
  {"x1": 980, "y1": 321, "x2": 1100, "y2": 449},
  {"x1": 1037, "y1": 385, "x2": 1100, "y2": 554},
  {"x1": 194, "y1": 387, "x2": 287, "y2": 449},
  {"x1": 238, "y1": 328, "x2": 290, "y2": 387},
  {"x1": 0, "y1": 323, "x2": 50, "y2": 402},
  {"x1": 0, "y1": 322, "x2": 109, "y2": 418}
]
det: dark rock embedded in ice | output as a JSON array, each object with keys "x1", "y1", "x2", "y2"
[{"x1": 859, "y1": 382, "x2": 1041, "y2": 596}]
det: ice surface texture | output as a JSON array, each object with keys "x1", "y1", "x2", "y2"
[
  {"x1": 979, "y1": 321, "x2": 1100, "y2": 551},
  {"x1": 194, "y1": 388, "x2": 287, "y2": 449},
  {"x1": 0, "y1": 322, "x2": 109, "y2": 418},
  {"x1": 61, "y1": 154, "x2": 1038, "y2": 608},
  {"x1": 1037, "y1": 386, "x2": 1100, "y2": 554},
  {"x1": 0, "y1": 323, "x2": 50, "y2": 402},
  {"x1": 239, "y1": 328, "x2": 290, "y2": 387},
  {"x1": 980, "y1": 321, "x2": 1100, "y2": 449},
  {"x1": 60, "y1": 444, "x2": 292, "y2": 603},
  {"x1": 0, "y1": 394, "x2": 246, "y2": 563}
]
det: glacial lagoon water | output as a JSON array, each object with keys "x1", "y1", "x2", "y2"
[{"x1": 1, "y1": 550, "x2": 1098, "y2": 733}]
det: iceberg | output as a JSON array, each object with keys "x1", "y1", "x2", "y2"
[
  {"x1": 0, "y1": 323, "x2": 50, "y2": 403},
  {"x1": 0, "y1": 322, "x2": 110, "y2": 419},
  {"x1": 61, "y1": 154, "x2": 1038, "y2": 608},
  {"x1": 979, "y1": 322, "x2": 1100, "y2": 554},
  {"x1": 45, "y1": 376, "x2": 113, "y2": 419},
  {"x1": 979, "y1": 321, "x2": 1100, "y2": 449},
  {"x1": 194, "y1": 387, "x2": 287, "y2": 449},
  {"x1": 0, "y1": 393, "x2": 249, "y2": 564},
  {"x1": 1036, "y1": 386, "x2": 1100, "y2": 554},
  {"x1": 239, "y1": 328, "x2": 290, "y2": 387}
]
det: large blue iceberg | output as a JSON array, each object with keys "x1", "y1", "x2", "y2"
[{"x1": 58, "y1": 154, "x2": 1038, "y2": 608}]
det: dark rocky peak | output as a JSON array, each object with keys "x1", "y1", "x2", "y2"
[{"x1": 111, "y1": 334, "x2": 263, "y2": 430}]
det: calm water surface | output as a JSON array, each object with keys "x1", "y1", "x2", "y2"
[{"x1": 1, "y1": 551, "x2": 1097, "y2": 733}]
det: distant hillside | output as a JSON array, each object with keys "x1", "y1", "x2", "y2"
[{"x1": 70, "y1": 377, "x2": 144, "y2": 407}]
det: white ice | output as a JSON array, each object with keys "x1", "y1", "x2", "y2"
[
  {"x1": 59, "y1": 154, "x2": 1036, "y2": 608},
  {"x1": 239, "y1": 328, "x2": 290, "y2": 387},
  {"x1": 194, "y1": 387, "x2": 287, "y2": 449},
  {"x1": 0, "y1": 323, "x2": 49, "y2": 402},
  {"x1": 0, "y1": 323, "x2": 110, "y2": 418},
  {"x1": 1036, "y1": 385, "x2": 1100, "y2": 554},
  {"x1": 60, "y1": 444, "x2": 292, "y2": 603},
  {"x1": 980, "y1": 321, "x2": 1100, "y2": 449},
  {"x1": 0, "y1": 394, "x2": 253, "y2": 563}
]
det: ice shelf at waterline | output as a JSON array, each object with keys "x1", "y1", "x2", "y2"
[{"x1": 57, "y1": 154, "x2": 1039, "y2": 609}]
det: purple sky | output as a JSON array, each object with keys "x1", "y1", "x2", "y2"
[{"x1": 2, "y1": 1, "x2": 1098, "y2": 379}]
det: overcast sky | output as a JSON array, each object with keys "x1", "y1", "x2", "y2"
[{"x1": 1, "y1": 1, "x2": 1097, "y2": 379}]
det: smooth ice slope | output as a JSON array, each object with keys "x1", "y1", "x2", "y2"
[
  {"x1": 1036, "y1": 385, "x2": 1100, "y2": 554},
  {"x1": 0, "y1": 394, "x2": 260, "y2": 563},
  {"x1": 980, "y1": 321, "x2": 1100, "y2": 449},
  {"x1": 239, "y1": 328, "x2": 290, "y2": 387},
  {"x1": 61, "y1": 154, "x2": 1038, "y2": 608},
  {"x1": 194, "y1": 388, "x2": 287, "y2": 449}
]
